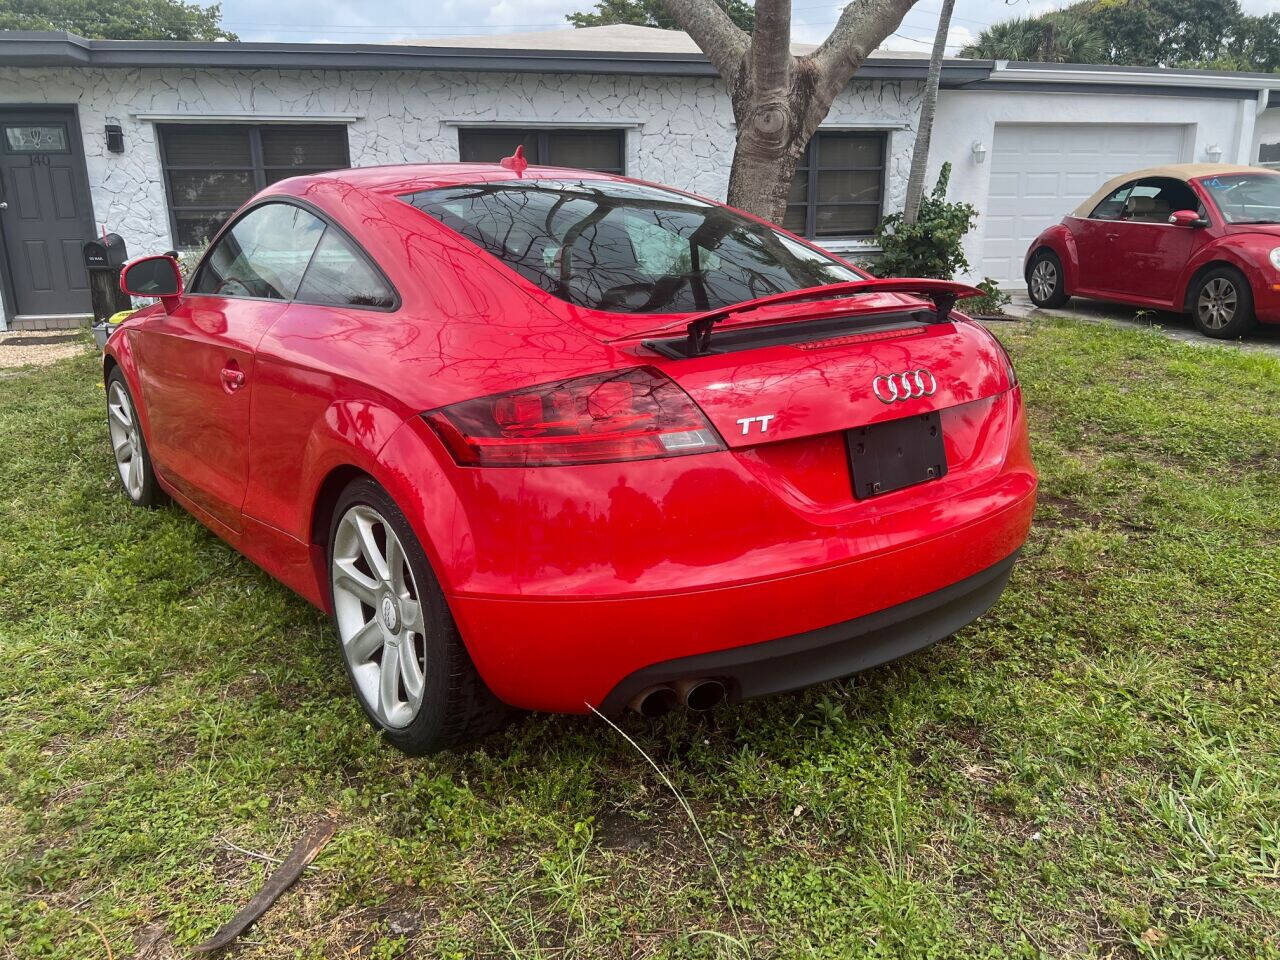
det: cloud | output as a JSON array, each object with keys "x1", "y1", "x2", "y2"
[{"x1": 946, "y1": 24, "x2": 975, "y2": 51}]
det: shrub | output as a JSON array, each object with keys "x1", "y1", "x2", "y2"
[
  {"x1": 963, "y1": 277, "x2": 1013, "y2": 316},
  {"x1": 871, "y1": 162, "x2": 977, "y2": 280}
]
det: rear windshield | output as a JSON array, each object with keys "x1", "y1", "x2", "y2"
[{"x1": 400, "y1": 178, "x2": 860, "y2": 314}]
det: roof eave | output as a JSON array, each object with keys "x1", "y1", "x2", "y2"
[
  {"x1": 992, "y1": 60, "x2": 1280, "y2": 94},
  {"x1": 0, "y1": 30, "x2": 993, "y2": 81}
]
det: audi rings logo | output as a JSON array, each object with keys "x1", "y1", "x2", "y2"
[{"x1": 872, "y1": 369, "x2": 937, "y2": 404}]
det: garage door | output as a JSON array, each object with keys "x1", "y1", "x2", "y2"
[{"x1": 981, "y1": 123, "x2": 1188, "y2": 284}]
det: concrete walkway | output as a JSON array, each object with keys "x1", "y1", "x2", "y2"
[{"x1": 1003, "y1": 293, "x2": 1280, "y2": 357}]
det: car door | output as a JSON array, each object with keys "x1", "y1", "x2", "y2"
[
  {"x1": 133, "y1": 202, "x2": 326, "y2": 532},
  {"x1": 1118, "y1": 178, "x2": 1206, "y2": 303},
  {"x1": 1104, "y1": 178, "x2": 1202, "y2": 302},
  {"x1": 1072, "y1": 181, "x2": 1132, "y2": 294}
]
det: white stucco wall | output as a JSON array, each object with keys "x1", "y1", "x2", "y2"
[
  {"x1": 1253, "y1": 105, "x2": 1280, "y2": 164},
  {"x1": 0, "y1": 63, "x2": 1266, "y2": 322},
  {"x1": 0, "y1": 65, "x2": 922, "y2": 265}
]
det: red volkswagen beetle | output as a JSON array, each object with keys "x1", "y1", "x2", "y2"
[
  {"x1": 105, "y1": 163, "x2": 1036, "y2": 753},
  {"x1": 1025, "y1": 164, "x2": 1280, "y2": 339}
]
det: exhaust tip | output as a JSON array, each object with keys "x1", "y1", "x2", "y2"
[
  {"x1": 676, "y1": 678, "x2": 726, "y2": 712},
  {"x1": 629, "y1": 685, "x2": 677, "y2": 718}
]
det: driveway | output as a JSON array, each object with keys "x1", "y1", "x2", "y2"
[{"x1": 1005, "y1": 294, "x2": 1280, "y2": 357}]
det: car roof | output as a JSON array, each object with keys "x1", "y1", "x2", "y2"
[
  {"x1": 284, "y1": 162, "x2": 624, "y2": 196},
  {"x1": 1070, "y1": 163, "x2": 1274, "y2": 217}
]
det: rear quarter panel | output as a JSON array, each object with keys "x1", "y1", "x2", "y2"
[
  {"x1": 1025, "y1": 221, "x2": 1079, "y2": 292},
  {"x1": 240, "y1": 179, "x2": 636, "y2": 604}
]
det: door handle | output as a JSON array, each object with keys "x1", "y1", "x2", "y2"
[
  {"x1": 220, "y1": 366, "x2": 246, "y2": 392},
  {"x1": 0, "y1": 202, "x2": 7, "y2": 210}
]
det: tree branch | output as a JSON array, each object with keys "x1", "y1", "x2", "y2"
[
  {"x1": 662, "y1": 0, "x2": 751, "y2": 80},
  {"x1": 810, "y1": 0, "x2": 922, "y2": 98}
]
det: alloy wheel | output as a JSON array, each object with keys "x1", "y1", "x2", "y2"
[
  {"x1": 107, "y1": 381, "x2": 144, "y2": 501},
  {"x1": 1029, "y1": 260, "x2": 1058, "y2": 302},
  {"x1": 330, "y1": 504, "x2": 427, "y2": 729},
  {"x1": 1197, "y1": 278, "x2": 1237, "y2": 330}
]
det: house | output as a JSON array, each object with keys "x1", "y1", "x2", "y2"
[{"x1": 0, "y1": 24, "x2": 1277, "y2": 330}]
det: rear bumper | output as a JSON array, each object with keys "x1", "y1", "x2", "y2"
[
  {"x1": 598, "y1": 549, "x2": 1018, "y2": 713},
  {"x1": 448, "y1": 481, "x2": 1035, "y2": 713}
]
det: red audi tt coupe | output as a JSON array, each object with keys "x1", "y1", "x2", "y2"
[
  {"x1": 1025, "y1": 164, "x2": 1280, "y2": 339},
  {"x1": 105, "y1": 162, "x2": 1036, "y2": 753}
]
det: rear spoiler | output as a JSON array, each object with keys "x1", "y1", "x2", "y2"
[{"x1": 627, "y1": 278, "x2": 985, "y2": 358}]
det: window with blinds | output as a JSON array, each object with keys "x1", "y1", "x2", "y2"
[
  {"x1": 157, "y1": 124, "x2": 350, "y2": 248},
  {"x1": 782, "y1": 131, "x2": 888, "y2": 239},
  {"x1": 457, "y1": 127, "x2": 625, "y2": 174}
]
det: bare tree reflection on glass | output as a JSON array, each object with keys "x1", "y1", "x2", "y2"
[{"x1": 402, "y1": 179, "x2": 861, "y2": 317}]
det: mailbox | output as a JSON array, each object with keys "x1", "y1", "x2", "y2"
[
  {"x1": 83, "y1": 233, "x2": 131, "y2": 323},
  {"x1": 82, "y1": 233, "x2": 128, "y2": 270}
]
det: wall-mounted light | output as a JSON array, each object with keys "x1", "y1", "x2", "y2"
[
  {"x1": 971, "y1": 140, "x2": 987, "y2": 164},
  {"x1": 1205, "y1": 143, "x2": 1223, "y2": 163},
  {"x1": 105, "y1": 120, "x2": 124, "y2": 154}
]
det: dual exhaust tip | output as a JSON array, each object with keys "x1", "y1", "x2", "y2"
[{"x1": 628, "y1": 678, "x2": 726, "y2": 717}]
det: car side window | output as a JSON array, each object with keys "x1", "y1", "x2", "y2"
[
  {"x1": 192, "y1": 202, "x2": 326, "y2": 300},
  {"x1": 1090, "y1": 183, "x2": 1133, "y2": 220},
  {"x1": 1117, "y1": 178, "x2": 1199, "y2": 224},
  {"x1": 294, "y1": 228, "x2": 396, "y2": 309}
]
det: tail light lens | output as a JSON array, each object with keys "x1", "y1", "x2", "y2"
[
  {"x1": 424, "y1": 367, "x2": 726, "y2": 466},
  {"x1": 973, "y1": 321, "x2": 1018, "y2": 387},
  {"x1": 993, "y1": 335, "x2": 1019, "y2": 387}
]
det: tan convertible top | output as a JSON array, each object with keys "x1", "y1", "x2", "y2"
[{"x1": 1070, "y1": 163, "x2": 1270, "y2": 218}]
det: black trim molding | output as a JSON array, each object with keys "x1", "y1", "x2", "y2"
[
  {"x1": 598, "y1": 550, "x2": 1021, "y2": 713},
  {"x1": 0, "y1": 30, "x2": 993, "y2": 83}
]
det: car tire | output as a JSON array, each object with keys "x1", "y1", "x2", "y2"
[
  {"x1": 1190, "y1": 266, "x2": 1256, "y2": 339},
  {"x1": 106, "y1": 367, "x2": 164, "y2": 507},
  {"x1": 1026, "y1": 250, "x2": 1070, "y2": 308},
  {"x1": 327, "y1": 477, "x2": 510, "y2": 754}
]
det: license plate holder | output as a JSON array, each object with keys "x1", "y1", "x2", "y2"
[{"x1": 847, "y1": 412, "x2": 947, "y2": 499}]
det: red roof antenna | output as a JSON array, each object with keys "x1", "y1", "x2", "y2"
[{"x1": 499, "y1": 144, "x2": 528, "y2": 178}]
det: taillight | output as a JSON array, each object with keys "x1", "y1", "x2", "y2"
[
  {"x1": 975, "y1": 322, "x2": 1018, "y2": 387},
  {"x1": 423, "y1": 367, "x2": 726, "y2": 466}
]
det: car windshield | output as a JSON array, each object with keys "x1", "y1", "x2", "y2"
[
  {"x1": 400, "y1": 178, "x2": 861, "y2": 314},
  {"x1": 1199, "y1": 173, "x2": 1280, "y2": 224}
]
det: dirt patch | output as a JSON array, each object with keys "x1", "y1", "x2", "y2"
[
  {"x1": 324, "y1": 889, "x2": 440, "y2": 956},
  {"x1": 131, "y1": 922, "x2": 179, "y2": 959},
  {"x1": 593, "y1": 801, "x2": 687, "y2": 853},
  {"x1": 1035, "y1": 494, "x2": 1154, "y2": 535}
]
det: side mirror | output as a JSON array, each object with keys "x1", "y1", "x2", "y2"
[
  {"x1": 1169, "y1": 209, "x2": 1208, "y2": 228},
  {"x1": 120, "y1": 254, "x2": 183, "y2": 311}
]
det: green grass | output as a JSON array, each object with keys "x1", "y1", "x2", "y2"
[{"x1": 2, "y1": 317, "x2": 1279, "y2": 959}]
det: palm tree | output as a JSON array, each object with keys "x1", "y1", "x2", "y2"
[
  {"x1": 902, "y1": 0, "x2": 955, "y2": 225},
  {"x1": 960, "y1": 18, "x2": 1045, "y2": 60},
  {"x1": 960, "y1": 11, "x2": 1103, "y2": 63}
]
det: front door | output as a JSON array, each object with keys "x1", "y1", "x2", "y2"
[
  {"x1": 132, "y1": 201, "x2": 327, "y2": 532},
  {"x1": 1108, "y1": 222, "x2": 1200, "y2": 302},
  {"x1": 133, "y1": 297, "x2": 288, "y2": 533},
  {"x1": 0, "y1": 109, "x2": 94, "y2": 319}
]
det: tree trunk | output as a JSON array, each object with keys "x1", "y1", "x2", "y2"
[
  {"x1": 726, "y1": 144, "x2": 801, "y2": 223},
  {"x1": 723, "y1": 0, "x2": 799, "y2": 222},
  {"x1": 663, "y1": 0, "x2": 925, "y2": 224},
  {"x1": 902, "y1": 0, "x2": 954, "y2": 225}
]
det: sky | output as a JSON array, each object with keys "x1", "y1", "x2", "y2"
[{"x1": 213, "y1": 0, "x2": 1280, "y2": 52}]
